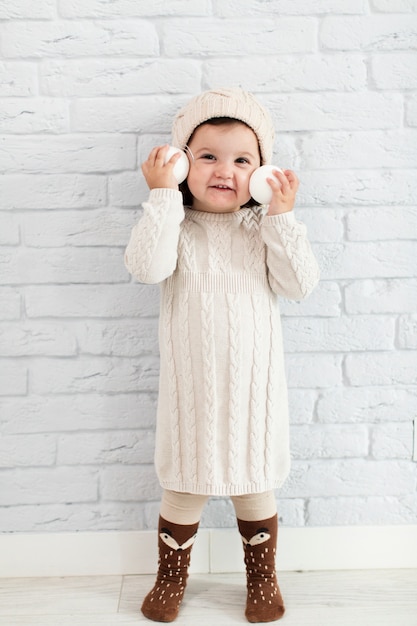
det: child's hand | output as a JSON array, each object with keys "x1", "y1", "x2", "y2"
[
  {"x1": 266, "y1": 169, "x2": 299, "y2": 216},
  {"x1": 141, "y1": 145, "x2": 182, "y2": 191}
]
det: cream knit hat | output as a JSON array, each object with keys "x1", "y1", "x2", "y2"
[{"x1": 172, "y1": 88, "x2": 275, "y2": 165}]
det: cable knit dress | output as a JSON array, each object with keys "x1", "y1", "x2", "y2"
[{"x1": 125, "y1": 188, "x2": 320, "y2": 496}]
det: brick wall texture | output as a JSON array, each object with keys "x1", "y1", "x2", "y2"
[{"x1": 0, "y1": 0, "x2": 416, "y2": 532}]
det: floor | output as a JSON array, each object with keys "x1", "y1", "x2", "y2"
[{"x1": 0, "y1": 570, "x2": 416, "y2": 626}]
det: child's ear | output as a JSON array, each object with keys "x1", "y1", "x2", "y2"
[{"x1": 249, "y1": 165, "x2": 283, "y2": 204}]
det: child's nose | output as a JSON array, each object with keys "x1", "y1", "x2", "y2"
[{"x1": 215, "y1": 160, "x2": 233, "y2": 178}]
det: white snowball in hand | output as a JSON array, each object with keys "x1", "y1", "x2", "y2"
[
  {"x1": 164, "y1": 146, "x2": 190, "y2": 184},
  {"x1": 249, "y1": 165, "x2": 284, "y2": 205}
]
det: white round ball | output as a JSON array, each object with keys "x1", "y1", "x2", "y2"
[
  {"x1": 249, "y1": 165, "x2": 284, "y2": 205},
  {"x1": 164, "y1": 146, "x2": 190, "y2": 184}
]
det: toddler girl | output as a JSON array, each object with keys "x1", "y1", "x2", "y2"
[{"x1": 124, "y1": 88, "x2": 320, "y2": 623}]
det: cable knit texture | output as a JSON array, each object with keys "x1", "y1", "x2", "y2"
[{"x1": 125, "y1": 189, "x2": 320, "y2": 495}]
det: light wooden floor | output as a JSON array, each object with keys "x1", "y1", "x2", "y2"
[{"x1": 0, "y1": 570, "x2": 416, "y2": 626}]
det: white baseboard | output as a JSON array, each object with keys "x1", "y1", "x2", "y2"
[{"x1": 1, "y1": 525, "x2": 416, "y2": 578}]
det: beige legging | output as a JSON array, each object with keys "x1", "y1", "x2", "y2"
[{"x1": 160, "y1": 489, "x2": 277, "y2": 525}]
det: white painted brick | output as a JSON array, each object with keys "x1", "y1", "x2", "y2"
[
  {"x1": 0, "y1": 3, "x2": 415, "y2": 532},
  {"x1": 307, "y1": 495, "x2": 417, "y2": 525},
  {"x1": 0, "y1": 393, "x2": 157, "y2": 434},
  {"x1": 204, "y1": 55, "x2": 366, "y2": 92},
  {"x1": 291, "y1": 209, "x2": 344, "y2": 243},
  {"x1": 23, "y1": 209, "x2": 139, "y2": 247},
  {"x1": 262, "y1": 93, "x2": 402, "y2": 131},
  {"x1": 291, "y1": 425, "x2": 368, "y2": 459},
  {"x1": 0, "y1": 502, "x2": 146, "y2": 532},
  {"x1": 0, "y1": 0, "x2": 55, "y2": 18},
  {"x1": 277, "y1": 500, "x2": 306, "y2": 527},
  {"x1": 372, "y1": 0, "x2": 417, "y2": 11},
  {"x1": 138, "y1": 134, "x2": 182, "y2": 165},
  {"x1": 345, "y1": 279, "x2": 417, "y2": 314},
  {"x1": 73, "y1": 96, "x2": 184, "y2": 133},
  {"x1": 143, "y1": 501, "x2": 162, "y2": 529},
  {"x1": 301, "y1": 130, "x2": 417, "y2": 169},
  {"x1": 31, "y1": 356, "x2": 160, "y2": 394},
  {"x1": 25, "y1": 284, "x2": 159, "y2": 318},
  {"x1": 280, "y1": 281, "x2": 342, "y2": 318},
  {"x1": 0, "y1": 135, "x2": 137, "y2": 174},
  {"x1": 299, "y1": 170, "x2": 417, "y2": 206},
  {"x1": 398, "y1": 315, "x2": 417, "y2": 349},
  {"x1": 200, "y1": 497, "x2": 305, "y2": 528},
  {"x1": 286, "y1": 354, "x2": 343, "y2": 388},
  {"x1": 272, "y1": 136, "x2": 301, "y2": 171},
  {"x1": 2, "y1": 20, "x2": 158, "y2": 59},
  {"x1": 215, "y1": 0, "x2": 367, "y2": 15},
  {"x1": 0, "y1": 214, "x2": 19, "y2": 245},
  {"x1": 163, "y1": 18, "x2": 316, "y2": 56},
  {"x1": 345, "y1": 352, "x2": 417, "y2": 386},
  {"x1": 0, "y1": 362, "x2": 27, "y2": 396},
  {"x1": 317, "y1": 386, "x2": 417, "y2": 424},
  {"x1": 200, "y1": 498, "x2": 243, "y2": 528},
  {"x1": 282, "y1": 460, "x2": 416, "y2": 497},
  {"x1": 346, "y1": 208, "x2": 417, "y2": 241},
  {"x1": 100, "y1": 465, "x2": 161, "y2": 502},
  {"x1": 0, "y1": 288, "x2": 21, "y2": 320},
  {"x1": 0, "y1": 61, "x2": 36, "y2": 96},
  {"x1": 0, "y1": 434, "x2": 56, "y2": 468},
  {"x1": 283, "y1": 316, "x2": 395, "y2": 352},
  {"x1": 316, "y1": 241, "x2": 416, "y2": 280},
  {"x1": 109, "y1": 172, "x2": 147, "y2": 207},
  {"x1": 372, "y1": 53, "x2": 417, "y2": 89},
  {"x1": 58, "y1": 430, "x2": 155, "y2": 465},
  {"x1": 1, "y1": 248, "x2": 126, "y2": 285},
  {"x1": 288, "y1": 389, "x2": 317, "y2": 424},
  {"x1": 321, "y1": 15, "x2": 417, "y2": 51},
  {"x1": 41, "y1": 59, "x2": 201, "y2": 97},
  {"x1": 406, "y1": 93, "x2": 417, "y2": 126},
  {"x1": 0, "y1": 467, "x2": 98, "y2": 505},
  {"x1": 76, "y1": 319, "x2": 159, "y2": 356},
  {"x1": 0, "y1": 99, "x2": 69, "y2": 134},
  {"x1": 371, "y1": 423, "x2": 414, "y2": 460},
  {"x1": 0, "y1": 323, "x2": 77, "y2": 356},
  {"x1": 59, "y1": 0, "x2": 212, "y2": 18},
  {"x1": 0, "y1": 175, "x2": 106, "y2": 209}
]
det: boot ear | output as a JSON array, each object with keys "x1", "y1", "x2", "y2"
[
  {"x1": 240, "y1": 528, "x2": 271, "y2": 548},
  {"x1": 160, "y1": 529, "x2": 181, "y2": 550},
  {"x1": 247, "y1": 529, "x2": 271, "y2": 547},
  {"x1": 181, "y1": 532, "x2": 198, "y2": 550},
  {"x1": 159, "y1": 518, "x2": 200, "y2": 550}
]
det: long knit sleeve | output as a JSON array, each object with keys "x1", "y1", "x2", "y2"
[
  {"x1": 124, "y1": 188, "x2": 185, "y2": 284},
  {"x1": 261, "y1": 211, "x2": 320, "y2": 300}
]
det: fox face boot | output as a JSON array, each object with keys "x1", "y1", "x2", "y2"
[
  {"x1": 237, "y1": 514, "x2": 285, "y2": 623},
  {"x1": 141, "y1": 516, "x2": 199, "y2": 623}
]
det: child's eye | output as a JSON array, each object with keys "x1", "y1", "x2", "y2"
[
  {"x1": 201, "y1": 154, "x2": 216, "y2": 161},
  {"x1": 236, "y1": 157, "x2": 250, "y2": 164}
]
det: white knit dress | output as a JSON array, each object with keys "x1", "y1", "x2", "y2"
[{"x1": 125, "y1": 188, "x2": 320, "y2": 496}]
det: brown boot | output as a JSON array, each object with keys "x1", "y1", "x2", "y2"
[
  {"x1": 237, "y1": 514, "x2": 285, "y2": 623},
  {"x1": 141, "y1": 516, "x2": 199, "y2": 622}
]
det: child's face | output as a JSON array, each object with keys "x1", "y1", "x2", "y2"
[{"x1": 186, "y1": 122, "x2": 261, "y2": 213}]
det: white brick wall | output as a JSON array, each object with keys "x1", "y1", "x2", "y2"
[{"x1": 0, "y1": 0, "x2": 416, "y2": 533}]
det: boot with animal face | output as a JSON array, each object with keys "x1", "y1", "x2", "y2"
[
  {"x1": 141, "y1": 516, "x2": 199, "y2": 622},
  {"x1": 238, "y1": 514, "x2": 285, "y2": 623}
]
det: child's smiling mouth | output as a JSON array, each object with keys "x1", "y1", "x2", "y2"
[{"x1": 211, "y1": 184, "x2": 234, "y2": 191}]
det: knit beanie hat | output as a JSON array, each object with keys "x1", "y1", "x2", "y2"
[{"x1": 172, "y1": 88, "x2": 275, "y2": 165}]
